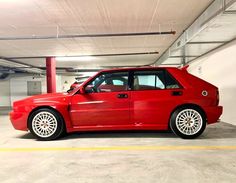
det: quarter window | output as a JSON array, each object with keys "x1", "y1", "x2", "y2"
[{"x1": 165, "y1": 71, "x2": 181, "y2": 89}]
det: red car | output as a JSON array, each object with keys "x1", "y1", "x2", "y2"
[{"x1": 10, "y1": 67, "x2": 223, "y2": 140}]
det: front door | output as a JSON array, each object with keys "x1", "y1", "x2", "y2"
[{"x1": 70, "y1": 71, "x2": 131, "y2": 127}]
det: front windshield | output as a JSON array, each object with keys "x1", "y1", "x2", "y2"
[
  {"x1": 66, "y1": 72, "x2": 99, "y2": 93},
  {"x1": 66, "y1": 75, "x2": 94, "y2": 93}
]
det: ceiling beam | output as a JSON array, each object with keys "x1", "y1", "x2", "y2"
[
  {"x1": 0, "y1": 57, "x2": 43, "y2": 73},
  {"x1": 155, "y1": 0, "x2": 236, "y2": 66},
  {"x1": 187, "y1": 41, "x2": 227, "y2": 44},
  {"x1": 160, "y1": 63, "x2": 181, "y2": 65},
  {"x1": 169, "y1": 55, "x2": 198, "y2": 58}
]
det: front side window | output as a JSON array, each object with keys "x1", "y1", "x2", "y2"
[
  {"x1": 85, "y1": 71, "x2": 129, "y2": 93},
  {"x1": 133, "y1": 70, "x2": 180, "y2": 90}
]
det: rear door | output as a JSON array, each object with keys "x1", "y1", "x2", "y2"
[
  {"x1": 130, "y1": 69, "x2": 182, "y2": 128},
  {"x1": 70, "y1": 71, "x2": 131, "y2": 127}
]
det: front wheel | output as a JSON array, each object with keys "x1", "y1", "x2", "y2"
[
  {"x1": 170, "y1": 107, "x2": 206, "y2": 139},
  {"x1": 28, "y1": 108, "x2": 65, "y2": 141}
]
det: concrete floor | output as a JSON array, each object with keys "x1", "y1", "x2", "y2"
[{"x1": 0, "y1": 109, "x2": 236, "y2": 183}]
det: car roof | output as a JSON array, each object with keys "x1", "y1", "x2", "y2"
[{"x1": 99, "y1": 66, "x2": 180, "y2": 73}]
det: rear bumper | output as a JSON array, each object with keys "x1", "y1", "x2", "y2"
[
  {"x1": 9, "y1": 111, "x2": 28, "y2": 131},
  {"x1": 204, "y1": 106, "x2": 223, "y2": 124}
]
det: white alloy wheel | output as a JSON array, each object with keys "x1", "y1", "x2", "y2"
[
  {"x1": 175, "y1": 109, "x2": 203, "y2": 136},
  {"x1": 32, "y1": 111, "x2": 58, "y2": 138}
]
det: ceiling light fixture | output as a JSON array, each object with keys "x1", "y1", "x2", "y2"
[{"x1": 56, "y1": 56, "x2": 96, "y2": 62}]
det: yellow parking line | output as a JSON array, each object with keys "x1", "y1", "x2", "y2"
[{"x1": 0, "y1": 146, "x2": 236, "y2": 152}]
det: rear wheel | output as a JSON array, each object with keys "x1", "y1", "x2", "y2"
[
  {"x1": 170, "y1": 107, "x2": 206, "y2": 139},
  {"x1": 28, "y1": 108, "x2": 65, "y2": 141}
]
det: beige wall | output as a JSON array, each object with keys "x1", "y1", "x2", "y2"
[
  {"x1": 188, "y1": 39, "x2": 236, "y2": 125},
  {"x1": 0, "y1": 79, "x2": 10, "y2": 106},
  {"x1": 10, "y1": 75, "x2": 47, "y2": 106},
  {"x1": 0, "y1": 74, "x2": 64, "y2": 107}
]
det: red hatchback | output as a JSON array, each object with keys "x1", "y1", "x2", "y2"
[{"x1": 10, "y1": 67, "x2": 223, "y2": 140}]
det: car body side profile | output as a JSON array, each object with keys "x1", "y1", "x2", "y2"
[{"x1": 10, "y1": 66, "x2": 223, "y2": 140}]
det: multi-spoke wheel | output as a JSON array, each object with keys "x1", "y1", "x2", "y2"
[
  {"x1": 170, "y1": 107, "x2": 206, "y2": 139},
  {"x1": 28, "y1": 108, "x2": 65, "y2": 140}
]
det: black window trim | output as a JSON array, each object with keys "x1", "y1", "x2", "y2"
[
  {"x1": 163, "y1": 69, "x2": 183, "y2": 89},
  {"x1": 129, "y1": 68, "x2": 183, "y2": 91},
  {"x1": 84, "y1": 70, "x2": 130, "y2": 93},
  {"x1": 79, "y1": 68, "x2": 183, "y2": 94}
]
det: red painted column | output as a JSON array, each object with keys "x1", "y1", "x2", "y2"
[{"x1": 46, "y1": 57, "x2": 56, "y2": 93}]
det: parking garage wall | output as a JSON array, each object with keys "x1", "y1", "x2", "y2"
[
  {"x1": 0, "y1": 74, "x2": 64, "y2": 107},
  {"x1": 0, "y1": 79, "x2": 10, "y2": 106},
  {"x1": 10, "y1": 75, "x2": 47, "y2": 106},
  {"x1": 188, "y1": 39, "x2": 236, "y2": 125}
]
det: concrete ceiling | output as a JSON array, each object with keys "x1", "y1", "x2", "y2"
[{"x1": 0, "y1": 0, "x2": 214, "y2": 70}]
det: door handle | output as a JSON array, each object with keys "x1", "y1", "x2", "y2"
[
  {"x1": 172, "y1": 91, "x2": 183, "y2": 96},
  {"x1": 117, "y1": 93, "x2": 128, "y2": 98}
]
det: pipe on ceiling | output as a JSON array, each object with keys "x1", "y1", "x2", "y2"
[
  {"x1": 0, "y1": 31, "x2": 176, "y2": 41},
  {"x1": 7, "y1": 51, "x2": 159, "y2": 60}
]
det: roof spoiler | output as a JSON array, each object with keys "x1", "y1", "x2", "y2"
[{"x1": 180, "y1": 65, "x2": 189, "y2": 71}]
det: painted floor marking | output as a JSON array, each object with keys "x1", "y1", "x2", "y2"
[{"x1": 0, "y1": 146, "x2": 236, "y2": 152}]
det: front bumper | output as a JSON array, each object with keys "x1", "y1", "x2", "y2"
[
  {"x1": 9, "y1": 111, "x2": 28, "y2": 131},
  {"x1": 204, "y1": 106, "x2": 223, "y2": 124}
]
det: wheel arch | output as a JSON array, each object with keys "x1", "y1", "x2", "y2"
[
  {"x1": 27, "y1": 106, "x2": 66, "y2": 129},
  {"x1": 168, "y1": 103, "x2": 207, "y2": 129}
]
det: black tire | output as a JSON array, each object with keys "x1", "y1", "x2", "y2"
[
  {"x1": 170, "y1": 106, "x2": 206, "y2": 139},
  {"x1": 28, "y1": 108, "x2": 65, "y2": 141}
]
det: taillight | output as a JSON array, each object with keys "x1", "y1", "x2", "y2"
[{"x1": 216, "y1": 89, "x2": 219, "y2": 106}]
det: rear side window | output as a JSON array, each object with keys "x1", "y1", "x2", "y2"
[{"x1": 133, "y1": 70, "x2": 180, "y2": 90}]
